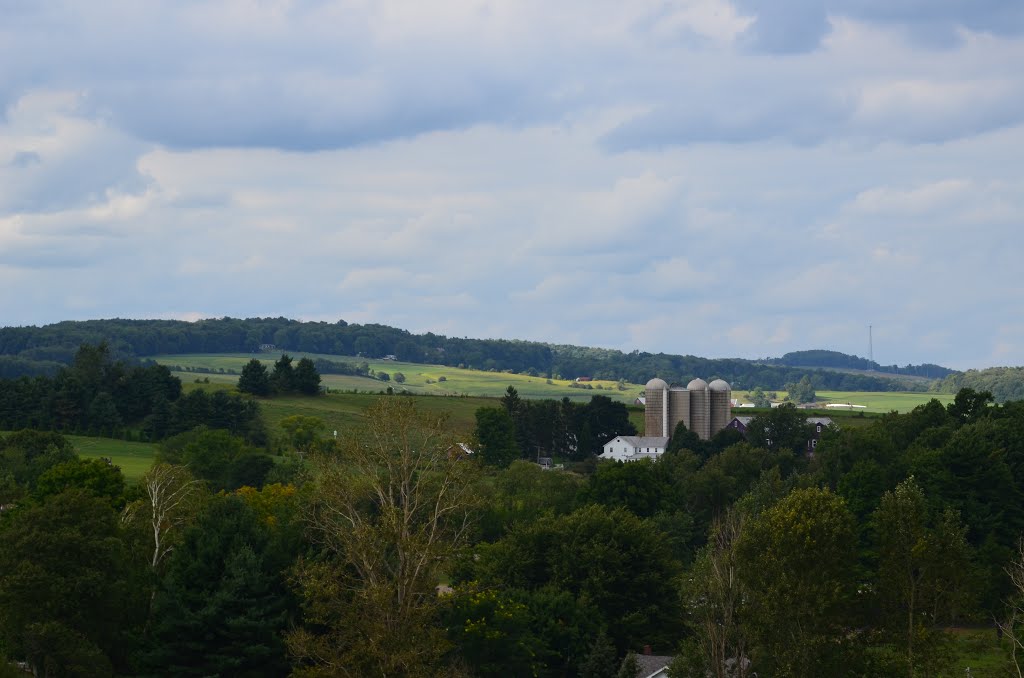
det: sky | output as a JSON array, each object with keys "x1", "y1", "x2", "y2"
[{"x1": 2, "y1": 0, "x2": 1023, "y2": 371}]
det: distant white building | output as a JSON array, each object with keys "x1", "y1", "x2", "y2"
[{"x1": 600, "y1": 435, "x2": 670, "y2": 462}]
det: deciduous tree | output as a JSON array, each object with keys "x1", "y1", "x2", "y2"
[
  {"x1": 736, "y1": 487, "x2": 858, "y2": 676},
  {"x1": 289, "y1": 398, "x2": 478, "y2": 677}
]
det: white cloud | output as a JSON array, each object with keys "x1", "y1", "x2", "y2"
[{"x1": 2, "y1": 1, "x2": 1024, "y2": 368}]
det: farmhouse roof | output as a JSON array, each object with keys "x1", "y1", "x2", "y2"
[{"x1": 613, "y1": 436, "x2": 670, "y2": 448}]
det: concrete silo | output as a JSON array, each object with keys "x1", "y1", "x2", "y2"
[
  {"x1": 668, "y1": 386, "x2": 691, "y2": 438},
  {"x1": 687, "y1": 378, "x2": 711, "y2": 440},
  {"x1": 708, "y1": 379, "x2": 732, "y2": 438},
  {"x1": 644, "y1": 378, "x2": 669, "y2": 437}
]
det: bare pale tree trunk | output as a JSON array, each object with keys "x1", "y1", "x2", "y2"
[
  {"x1": 997, "y1": 539, "x2": 1024, "y2": 678},
  {"x1": 121, "y1": 463, "x2": 203, "y2": 624}
]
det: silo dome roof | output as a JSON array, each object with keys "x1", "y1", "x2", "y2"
[
  {"x1": 709, "y1": 379, "x2": 731, "y2": 391},
  {"x1": 687, "y1": 378, "x2": 708, "y2": 390},
  {"x1": 645, "y1": 378, "x2": 669, "y2": 390}
]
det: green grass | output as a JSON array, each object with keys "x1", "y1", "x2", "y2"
[
  {"x1": 734, "y1": 390, "x2": 953, "y2": 413},
  {"x1": 256, "y1": 392, "x2": 494, "y2": 441},
  {"x1": 161, "y1": 353, "x2": 961, "y2": 414},
  {"x1": 154, "y1": 353, "x2": 646, "y2": 403},
  {"x1": 64, "y1": 435, "x2": 158, "y2": 483},
  {"x1": 951, "y1": 627, "x2": 1011, "y2": 674}
]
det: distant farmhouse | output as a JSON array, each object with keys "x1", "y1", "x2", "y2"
[
  {"x1": 727, "y1": 415, "x2": 834, "y2": 454},
  {"x1": 603, "y1": 378, "x2": 837, "y2": 462},
  {"x1": 601, "y1": 435, "x2": 670, "y2": 462},
  {"x1": 600, "y1": 377, "x2": 732, "y2": 462}
]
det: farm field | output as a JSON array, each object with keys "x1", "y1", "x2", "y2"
[
  {"x1": 159, "y1": 353, "x2": 959, "y2": 414},
  {"x1": 735, "y1": 390, "x2": 953, "y2": 413},
  {"x1": 177, "y1": 380, "x2": 503, "y2": 442},
  {"x1": 154, "y1": 353, "x2": 645, "y2": 402},
  {"x1": 63, "y1": 434, "x2": 157, "y2": 483}
]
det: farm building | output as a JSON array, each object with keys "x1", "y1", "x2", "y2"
[
  {"x1": 726, "y1": 415, "x2": 835, "y2": 454},
  {"x1": 600, "y1": 435, "x2": 670, "y2": 462},
  {"x1": 644, "y1": 377, "x2": 732, "y2": 441}
]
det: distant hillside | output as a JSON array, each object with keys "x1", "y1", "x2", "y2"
[
  {"x1": 767, "y1": 350, "x2": 956, "y2": 379},
  {"x1": 0, "y1": 317, "x2": 949, "y2": 393},
  {"x1": 937, "y1": 367, "x2": 1024, "y2": 404}
]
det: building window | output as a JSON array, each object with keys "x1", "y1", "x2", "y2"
[
  {"x1": 812, "y1": 439, "x2": 818, "y2": 448},
  {"x1": 816, "y1": 424, "x2": 822, "y2": 433}
]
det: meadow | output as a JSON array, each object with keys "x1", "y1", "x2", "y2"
[
  {"x1": 734, "y1": 389, "x2": 953, "y2": 413},
  {"x1": 154, "y1": 353, "x2": 646, "y2": 402},
  {"x1": 63, "y1": 434, "x2": 158, "y2": 483}
]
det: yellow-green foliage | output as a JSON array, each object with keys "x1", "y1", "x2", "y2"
[{"x1": 154, "y1": 353, "x2": 645, "y2": 402}]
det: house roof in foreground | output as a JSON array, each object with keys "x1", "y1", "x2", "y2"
[{"x1": 635, "y1": 654, "x2": 674, "y2": 678}]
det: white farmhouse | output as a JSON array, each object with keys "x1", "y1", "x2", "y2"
[{"x1": 600, "y1": 435, "x2": 670, "y2": 462}]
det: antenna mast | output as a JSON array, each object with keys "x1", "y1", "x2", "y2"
[{"x1": 869, "y1": 325, "x2": 873, "y2": 363}]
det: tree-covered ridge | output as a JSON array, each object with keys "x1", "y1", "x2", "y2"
[
  {"x1": 767, "y1": 349, "x2": 956, "y2": 379},
  {"x1": 937, "y1": 366, "x2": 1024, "y2": 403},
  {"x1": 0, "y1": 317, "x2": 953, "y2": 392}
]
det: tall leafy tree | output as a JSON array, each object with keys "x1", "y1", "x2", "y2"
[
  {"x1": 873, "y1": 477, "x2": 974, "y2": 675},
  {"x1": 33, "y1": 458, "x2": 126, "y2": 509},
  {"x1": 736, "y1": 487, "x2": 858, "y2": 676},
  {"x1": 0, "y1": 489, "x2": 142, "y2": 675},
  {"x1": 468, "y1": 504, "x2": 682, "y2": 653},
  {"x1": 289, "y1": 398, "x2": 478, "y2": 676}
]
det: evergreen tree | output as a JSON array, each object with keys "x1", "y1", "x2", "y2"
[
  {"x1": 237, "y1": 359, "x2": 270, "y2": 396},
  {"x1": 476, "y1": 407, "x2": 520, "y2": 467},
  {"x1": 141, "y1": 496, "x2": 291, "y2": 676},
  {"x1": 293, "y1": 357, "x2": 321, "y2": 395},
  {"x1": 270, "y1": 354, "x2": 294, "y2": 394}
]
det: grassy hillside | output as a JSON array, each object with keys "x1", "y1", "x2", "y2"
[
  {"x1": 734, "y1": 390, "x2": 953, "y2": 413},
  {"x1": 157, "y1": 353, "x2": 646, "y2": 402},
  {"x1": 64, "y1": 434, "x2": 158, "y2": 483}
]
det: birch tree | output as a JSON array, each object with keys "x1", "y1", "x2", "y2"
[{"x1": 122, "y1": 463, "x2": 204, "y2": 570}]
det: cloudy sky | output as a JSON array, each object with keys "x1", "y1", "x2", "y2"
[{"x1": 2, "y1": 0, "x2": 1023, "y2": 370}]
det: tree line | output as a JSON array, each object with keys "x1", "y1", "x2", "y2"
[
  {"x1": 936, "y1": 366, "x2": 1024, "y2": 403},
  {"x1": 767, "y1": 349, "x2": 956, "y2": 379},
  {"x1": 6, "y1": 387, "x2": 1024, "y2": 675},
  {"x1": 0, "y1": 317, "x2": 950, "y2": 392},
  {"x1": 0, "y1": 343, "x2": 264, "y2": 444},
  {"x1": 473, "y1": 387, "x2": 638, "y2": 466}
]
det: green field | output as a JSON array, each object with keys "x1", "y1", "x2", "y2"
[
  {"x1": 161, "y1": 353, "x2": 960, "y2": 414},
  {"x1": 155, "y1": 353, "x2": 645, "y2": 402},
  {"x1": 64, "y1": 435, "x2": 158, "y2": 483},
  {"x1": 951, "y1": 627, "x2": 1009, "y2": 674},
  {"x1": 735, "y1": 390, "x2": 953, "y2": 413}
]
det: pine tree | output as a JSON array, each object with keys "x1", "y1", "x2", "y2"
[
  {"x1": 293, "y1": 358, "x2": 321, "y2": 395},
  {"x1": 237, "y1": 359, "x2": 270, "y2": 396},
  {"x1": 269, "y1": 355, "x2": 294, "y2": 395}
]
